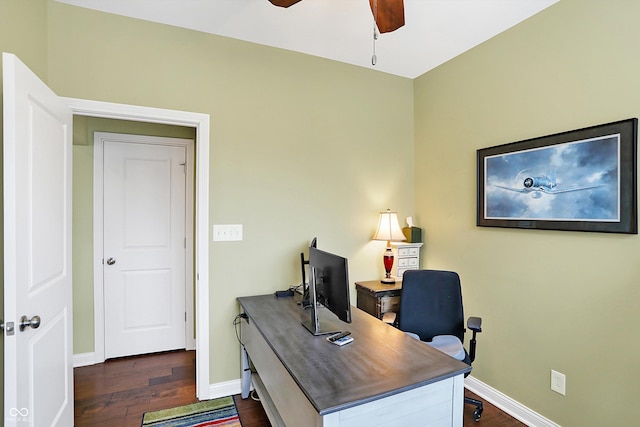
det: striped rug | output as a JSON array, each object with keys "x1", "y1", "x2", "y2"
[{"x1": 141, "y1": 396, "x2": 241, "y2": 427}]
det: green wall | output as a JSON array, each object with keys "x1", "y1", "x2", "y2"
[
  {"x1": 7, "y1": 0, "x2": 636, "y2": 425},
  {"x1": 44, "y1": 0, "x2": 415, "y2": 387},
  {"x1": 414, "y1": 0, "x2": 639, "y2": 425}
]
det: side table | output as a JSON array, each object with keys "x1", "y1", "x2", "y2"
[{"x1": 355, "y1": 280, "x2": 402, "y2": 321}]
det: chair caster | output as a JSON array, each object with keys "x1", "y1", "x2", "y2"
[{"x1": 473, "y1": 407, "x2": 483, "y2": 421}]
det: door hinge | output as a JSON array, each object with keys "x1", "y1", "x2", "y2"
[{"x1": 185, "y1": 312, "x2": 187, "y2": 322}]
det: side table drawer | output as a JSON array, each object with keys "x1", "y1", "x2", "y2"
[
  {"x1": 398, "y1": 257, "x2": 419, "y2": 268},
  {"x1": 392, "y1": 243, "x2": 423, "y2": 280},
  {"x1": 397, "y1": 247, "x2": 419, "y2": 257},
  {"x1": 380, "y1": 295, "x2": 401, "y2": 314},
  {"x1": 397, "y1": 266, "x2": 418, "y2": 278}
]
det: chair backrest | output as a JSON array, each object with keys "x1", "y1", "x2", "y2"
[{"x1": 398, "y1": 270, "x2": 465, "y2": 342}]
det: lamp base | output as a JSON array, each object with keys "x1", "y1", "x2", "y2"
[{"x1": 381, "y1": 277, "x2": 396, "y2": 284}]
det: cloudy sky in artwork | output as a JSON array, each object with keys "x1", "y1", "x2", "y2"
[{"x1": 484, "y1": 135, "x2": 619, "y2": 220}]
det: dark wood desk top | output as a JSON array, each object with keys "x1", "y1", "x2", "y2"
[{"x1": 237, "y1": 294, "x2": 470, "y2": 415}]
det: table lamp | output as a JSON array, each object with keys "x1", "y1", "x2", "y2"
[{"x1": 373, "y1": 209, "x2": 406, "y2": 284}]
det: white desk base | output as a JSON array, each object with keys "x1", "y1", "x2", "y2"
[{"x1": 241, "y1": 313, "x2": 465, "y2": 427}]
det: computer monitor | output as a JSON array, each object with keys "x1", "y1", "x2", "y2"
[
  {"x1": 302, "y1": 246, "x2": 352, "y2": 336},
  {"x1": 299, "y1": 238, "x2": 317, "y2": 308}
]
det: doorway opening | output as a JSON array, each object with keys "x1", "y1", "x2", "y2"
[{"x1": 65, "y1": 98, "x2": 211, "y2": 400}]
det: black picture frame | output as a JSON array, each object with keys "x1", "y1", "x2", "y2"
[{"x1": 477, "y1": 118, "x2": 638, "y2": 234}]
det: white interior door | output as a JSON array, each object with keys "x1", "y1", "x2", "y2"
[
  {"x1": 3, "y1": 53, "x2": 74, "y2": 426},
  {"x1": 103, "y1": 139, "x2": 187, "y2": 359}
]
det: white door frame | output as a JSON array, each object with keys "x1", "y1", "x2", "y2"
[
  {"x1": 94, "y1": 132, "x2": 196, "y2": 357},
  {"x1": 62, "y1": 97, "x2": 211, "y2": 400}
]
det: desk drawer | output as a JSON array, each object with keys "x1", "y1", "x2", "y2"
[{"x1": 242, "y1": 316, "x2": 318, "y2": 426}]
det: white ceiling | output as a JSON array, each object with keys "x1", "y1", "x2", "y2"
[{"x1": 54, "y1": 0, "x2": 559, "y2": 79}]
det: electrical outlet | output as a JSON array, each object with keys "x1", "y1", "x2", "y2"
[{"x1": 551, "y1": 370, "x2": 566, "y2": 395}]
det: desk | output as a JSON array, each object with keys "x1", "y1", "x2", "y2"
[{"x1": 238, "y1": 294, "x2": 470, "y2": 427}]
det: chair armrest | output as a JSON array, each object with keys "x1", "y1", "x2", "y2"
[
  {"x1": 467, "y1": 316, "x2": 482, "y2": 333},
  {"x1": 467, "y1": 317, "x2": 482, "y2": 363}
]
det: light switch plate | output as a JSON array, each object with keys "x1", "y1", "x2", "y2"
[
  {"x1": 551, "y1": 370, "x2": 566, "y2": 395},
  {"x1": 213, "y1": 224, "x2": 243, "y2": 241}
]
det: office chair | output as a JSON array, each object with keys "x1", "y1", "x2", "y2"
[{"x1": 397, "y1": 269, "x2": 484, "y2": 421}]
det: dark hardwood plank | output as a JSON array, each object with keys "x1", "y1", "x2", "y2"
[
  {"x1": 234, "y1": 393, "x2": 271, "y2": 427},
  {"x1": 74, "y1": 349, "x2": 526, "y2": 426},
  {"x1": 74, "y1": 350, "x2": 197, "y2": 427},
  {"x1": 463, "y1": 390, "x2": 527, "y2": 426}
]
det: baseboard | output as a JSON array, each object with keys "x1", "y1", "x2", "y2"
[
  {"x1": 465, "y1": 376, "x2": 561, "y2": 427},
  {"x1": 73, "y1": 352, "x2": 98, "y2": 368},
  {"x1": 209, "y1": 379, "x2": 242, "y2": 399}
]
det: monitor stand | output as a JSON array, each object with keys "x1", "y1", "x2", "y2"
[
  {"x1": 301, "y1": 269, "x2": 341, "y2": 336},
  {"x1": 302, "y1": 313, "x2": 340, "y2": 336}
]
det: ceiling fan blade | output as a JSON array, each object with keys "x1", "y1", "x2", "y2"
[
  {"x1": 269, "y1": 0, "x2": 304, "y2": 7},
  {"x1": 369, "y1": 0, "x2": 405, "y2": 33}
]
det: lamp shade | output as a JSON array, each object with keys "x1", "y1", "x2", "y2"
[{"x1": 373, "y1": 209, "x2": 406, "y2": 243}]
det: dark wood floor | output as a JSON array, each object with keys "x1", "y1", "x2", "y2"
[{"x1": 74, "y1": 350, "x2": 526, "y2": 426}]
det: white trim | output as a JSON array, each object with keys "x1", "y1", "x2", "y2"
[
  {"x1": 63, "y1": 97, "x2": 211, "y2": 400},
  {"x1": 73, "y1": 352, "x2": 98, "y2": 368},
  {"x1": 209, "y1": 379, "x2": 242, "y2": 399},
  {"x1": 93, "y1": 137, "x2": 106, "y2": 363},
  {"x1": 465, "y1": 376, "x2": 561, "y2": 427},
  {"x1": 93, "y1": 133, "x2": 196, "y2": 360}
]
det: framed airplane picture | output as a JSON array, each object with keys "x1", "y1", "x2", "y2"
[{"x1": 477, "y1": 118, "x2": 638, "y2": 234}]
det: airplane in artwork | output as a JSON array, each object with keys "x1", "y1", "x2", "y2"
[{"x1": 493, "y1": 169, "x2": 605, "y2": 199}]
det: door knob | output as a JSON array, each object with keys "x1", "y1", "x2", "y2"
[
  {"x1": 19, "y1": 315, "x2": 41, "y2": 332},
  {"x1": 106, "y1": 258, "x2": 116, "y2": 265}
]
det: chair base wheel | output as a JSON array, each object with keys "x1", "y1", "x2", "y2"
[
  {"x1": 465, "y1": 396, "x2": 483, "y2": 421},
  {"x1": 473, "y1": 407, "x2": 483, "y2": 421}
]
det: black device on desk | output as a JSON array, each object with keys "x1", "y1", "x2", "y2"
[
  {"x1": 275, "y1": 289, "x2": 294, "y2": 297},
  {"x1": 301, "y1": 240, "x2": 352, "y2": 336}
]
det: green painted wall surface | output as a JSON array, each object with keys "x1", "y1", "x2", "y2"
[
  {"x1": 44, "y1": 1, "x2": 414, "y2": 387},
  {"x1": 414, "y1": 0, "x2": 639, "y2": 425},
  {"x1": 11, "y1": 0, "x2": 634, "y2": 425},
  {"x1": 71, "y1": 117, "x2": 196, "y2": 354},
  {"x1": 0, "y1": 0, "x2": 49, "y2": 418}
]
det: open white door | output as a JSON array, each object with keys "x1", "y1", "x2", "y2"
[{"x1": 3, "y1": 53, "x2": 74, "y2": 426}]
